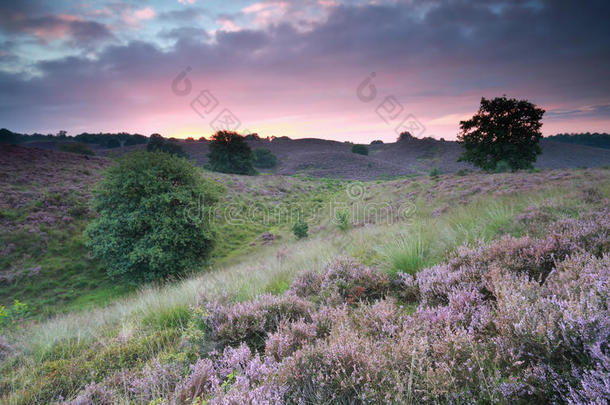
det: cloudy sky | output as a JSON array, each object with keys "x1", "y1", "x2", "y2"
[{"x1": 1, "y1": 0, "x2": 609, "y2": 142}]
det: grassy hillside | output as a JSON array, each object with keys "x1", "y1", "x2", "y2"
[
  {"x1": 70, "y1": 135, "x2": 610, "y2": 180},
  {"x1": 1, "y1": 147, "x2": 607, "y2": 403},
  {"x1": 0, "y1": 145, "x2": 347, "y2": 318}
]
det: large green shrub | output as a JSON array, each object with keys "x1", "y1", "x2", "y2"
[
  {"x1": 208, "y1": 131, "x2": 255, "y2": 175},
  {"x1": 253, "y1": 148, "x2": 277, "y2": 169},
  {"x1": 85, "y1": 151, "x2": 219, "y2": 282}
]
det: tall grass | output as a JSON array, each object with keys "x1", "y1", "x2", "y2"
[
  {"x1": 4, "y1": 170, "x2": 604, "y2": 404},
  {"x1": 18, "y1": 183, "x2": 579, "y2": 357}
]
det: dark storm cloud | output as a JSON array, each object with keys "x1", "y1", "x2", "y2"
[{"x1": 0, "y1": 11, "x2": 114, "y2": 47}]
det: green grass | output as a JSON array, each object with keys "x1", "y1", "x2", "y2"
[
  {"x1": 1, "y1": 168, "x2": 609, "y2": 404},
  {"x1": 0, "y1": 174, "x2": 346, "y2": 319},
  {"x1": 0, "y1": 220, "x2": 134, "y2": 319}
]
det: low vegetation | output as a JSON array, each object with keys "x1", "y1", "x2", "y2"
[
  {"x1": 546, "y1": 132, "x2": 610, "y2": 149},
  {"x1": 57, "y1": 143, "x2": 95, "y2": 156},
  {"x1": 351, "y1": 144, "x2": 369, "y2": 155},
  {"x1": 1, "y1": 141, "x2": 608, "y2": 404},
  {"x1": 291, "y1": 219, "x2": 308, "y2": 239}
]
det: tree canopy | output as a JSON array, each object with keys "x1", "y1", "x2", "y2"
[
  {"x1": 457, "y1": 96, "x2": 545, "y2": 171},
  {"x1": 208, "y1": 131, "x2": 256, "y2": 175},
  {"x1": 146, "y1": 133, "x2": 187, "y2": 157},
  {"x1": 86, "y1": 151, "x2": 219, "y2": 282},
  {"x1": 253, "y1": 148, "x2": 278, "y2": 169}
]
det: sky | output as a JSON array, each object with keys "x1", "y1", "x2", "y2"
[{"x1": 0, "y1": 0, "x2": 609, "y2": 142}]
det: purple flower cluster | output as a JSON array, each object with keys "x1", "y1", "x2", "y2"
[
  {"x1": 64, "y1": 212, "x2": 609, "y2": 404},
  {"x1": 203, "y1": 293, "x2": 313, "y2": 351},
  {"x1": 289, "y1": 256, "x2": 391, "y2": 305}
]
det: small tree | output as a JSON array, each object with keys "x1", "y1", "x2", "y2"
[
  {"x1": 208, "y1": 131, "x2": 256, "y2": 175},
  {"x1": 253, "y1": 148, "x2": 278, "y2": 169},
  {"x1": 351, "y1": 144, "x2": 369, "y2": 155},
  {"x1": 397, "y1": 131, "x2": 415, "y2": 142},
  {"x1": 147, "y1": 133, "x2": 186, "y2": 157},
  {"x1": 86, "y1": 151, "x2": 219, "y2": 282},
  {"x1": 457, "y1": 96, "x2": 545, "y2": 171}
]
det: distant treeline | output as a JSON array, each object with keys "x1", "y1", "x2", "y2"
[
  {"x1": 0, "y1": 128, "x2": 148, "y2": 148},
  {"x1": 545, "y1": 133, "x2": 610, "y2": 149}
]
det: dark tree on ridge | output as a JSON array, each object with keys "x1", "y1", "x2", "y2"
[
  {"x1": 208, "y1": 131, "x2": 256, "y2": 175},
  {"x1": 457, "y1": 96, "x2": 545, "y2": 171}
]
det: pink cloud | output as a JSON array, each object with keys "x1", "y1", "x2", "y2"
[{"x1": 134, "y1": 7, "x2": 156, "y2": 20}]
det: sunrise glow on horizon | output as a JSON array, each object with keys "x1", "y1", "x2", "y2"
[{"x1": 1, "y1": 1, "x2": 608, "y2": 142}]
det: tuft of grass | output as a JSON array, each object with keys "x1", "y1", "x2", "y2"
[
  {"x1": 378, "y1": 232, "x2": 431, "y2": 276},
  {"x1": 143, "y1": 305, "x2": 192, "y2": 330}
]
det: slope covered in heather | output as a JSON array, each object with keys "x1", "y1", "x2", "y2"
[{"x1": 1, "y1": 146, "x2": 608, "y2": 403}]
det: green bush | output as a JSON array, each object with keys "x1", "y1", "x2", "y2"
[
  {"x1": 208, "y1": 131, "x2": 256, "y2": 175},
  {"x1": 335, "y1": 209, "x2": 351, "y2": 232},
  {"x1": 351, "y1": 144, "x2": 369, "y2": 155},
  {"x1": 429, "y1": 167, "x2": 441, "y2": 177},
  {"x1": 58, "y1": 143, "x2": 95, "y2": 155},
  {"x1": 370, "y1": 140, "x2": 383, "y2": 145},
  {"x1": 85, "y1": 151, "x2": 220, "y2": 282},
  {"x1": 0, "y1": 300, "x2": 28, "y2": 330},
  {"x1": 146, "y1": 133, "x2": 186, "y2": 157},
  {"x1": 292, "y1": 220, "x2": 309, "y2": 239},
  {"x1": 253, "y1": 148, "x2": 277, "y2": 169}
]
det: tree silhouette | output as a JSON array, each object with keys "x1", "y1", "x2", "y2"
[
  {"x1": 208, "y1": 131, "x2": 255, "y2": 175},
  {"x1": 458, "y1": 96, "x2": 545, "y2": 171}
]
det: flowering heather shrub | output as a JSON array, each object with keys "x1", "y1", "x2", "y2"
[
  {"x1": 202, "y1": 293, "x2": 313, "y2": 351},
  {"x1": 290, "y1": 257, "x2": 391, "y2": 305},
  {"x1": 125, "y1": 359, "x2": 182, "y2": 402},
  {"x1": 278, "y1": 327, "x2": 408, "y2": 404},
  {"x1": 265, "y1": 305, "x2": 347, "y2": 361},
  {"x1": 68, "y1": 382, "x2": 114, "y2": 405},
  {"x1": 173, "y1": 358, "x2": 219, "y2": 404},
  {"x1": 264, "y1": 319, "x2": 317, "y2": 361},
  {"x1": 394, "y1": 272, "x2": 419, "y2": 302},
  {"x1": 514, "y1": 200, "x2": 571, "y2": 231},
  {"x1": 484, "y1": 257, "x2": 608, "y2": 403},
  {"x1": 549, "y1": 210, "x2": 610, "y2": 257},
  {"x1": 413, "y1": 213, "x2": 609, "y2": 308},
  {"x1": 350, "y1": 299, "x2": 405, "y2": 339},
  {"x1": 287, "y1": 269, "x2": 322, "y2": 298},
  {"x1": 62, "y1": 215, "x2": 610, "y2": 404}
]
